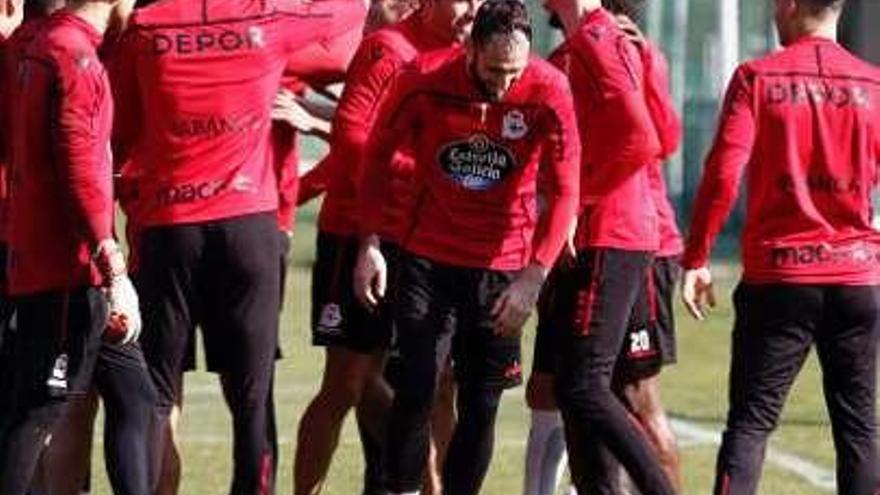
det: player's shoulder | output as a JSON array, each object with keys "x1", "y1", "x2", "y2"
[
  {"x1": 522, "y1": 55, "x2": 572, "y2": 100},
  {"x1": 570, "y1": 8, "x2": 626, "y2": 56},
  {"x1": 356, "y1": 22, "x2": 414, "y2": 67}
]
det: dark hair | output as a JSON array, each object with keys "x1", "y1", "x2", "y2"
[
  {"x1": 471, "y1": 0, "x2": 532, "y2": 48},
  {"x1": 801, "y1": 0, "x2": 846, "y2": 13},
  {"x1": 601, "y1": 0, "x2": 644, "y2": 18}
]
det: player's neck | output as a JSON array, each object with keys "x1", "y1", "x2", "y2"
[
  {"x1": 67, "y1": 2, "x2": 112, "y2": 36},
  {"x1": 799, "y1": 20, "x2": 837, "y2": 43}
]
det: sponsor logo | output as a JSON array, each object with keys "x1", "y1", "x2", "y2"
[
  {"x1": 171, "y1": 116, "x2": 259, "y2": 139},
  {"x1": 776, "y1": 173, "x2": 861, "y2": 195},
  {"x1": 231, "y1": 173, "x2": 256, "y2": 193},
  {"x1": 156, "y1": 181, "x2": 223, "y2": 206},
  {"x1": 765, "y1": 81, "x2": 870, "y2": 108},
  {"x1": 153, "y1": 26, "x2": 265, "y2": 56},
  {"x1": 501, "y1": 110, "x2": 528, "y2": 140},
  {"x1": 769, "y1": 242, "x2": 880, "y2": 268},
  {"x1": 437, "y1": 134, "x2": 517, "y2": 190}
]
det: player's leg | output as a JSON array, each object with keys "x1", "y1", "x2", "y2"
[
  {"x1": 553, "y1": 249, "x2": 675, "y2": 495},
  {"x1": 813, "y1": 286, "x2": 880, "y2": 495},
  {"x1": 0, "y1": 290, "x2": 105, "y2": 495},
  {"x1": 39, "y1": 388, "x2": 99, "y2": 495},
  {"x1": 294, "y1": 232, "x2": 390, "y2": 495},
  {"x1": 156, "y1": 399, "x2": 184, "y2": 495},
  {"x1": 134, "y1": 224, "x2": 204, "y2": 494},
  {"x1": 442, "y1": 268, "x2": 521, "y2": 495},
  {"x1": 199, "y1": 213, "x2": 279, "y2": 495},
  {"x1": 294, "y1": 347, "x2": 383, "y2": 495},
  {"x1": 94, "y1": 342, "x2": 157, "y2": 495},
  {"x1": 356, "y1": 373, "x2": 394, "y2": 495},
  {"x1": 384, "y1": 253, "x2": 449, "y2": 494},
  {"x1": 524, "y1": 265, "x2": 568, "y2": 495},
  {"x1": 619, "y1": 374, "x2": 681, "y2": 492},
  {"x1": 713, "y1": 284, "x2": 817, "y2": 495},
  {"x1": 426, "y1": 361, "x2": 456, "y2": 495}
]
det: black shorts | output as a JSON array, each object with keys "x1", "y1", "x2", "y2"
[
  {"x1": 310, "y1": 232, "x2": 396, "y2": 353},
  {"x1": 532, "y1": 255, "x2": 678, "y2": 380},
  {"x1": 394, "y1": 252, "x2": 522, "y2": 391},
  {"x1": 1, "y1": 288, "x2": 146, "y2": 411},
  {"x1": 181, "y1": 229, "x2": 290, "y2": 373},
  {"x1": 134, "y1": 212, "x2": 280, "y2": 406},
  {"x1": 616, "y1": 256, "x2": 680, "y2": 380}
]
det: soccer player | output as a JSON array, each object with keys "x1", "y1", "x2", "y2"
[
  {"x1": 0, "y1": 0, "x2": 23, "y2": 459},
  {"x1": 109, "y1": 1, "x2": 367, "y2": 493},
  {"x1": 292, "y1": 2, "x2": 481, "y2": 494},
  {"x1": 523, "y1": 4, "x2": 684, "y2": 494},
  {"x1": 0, "y1": 1, "x2": 156, "y2": 494},
  {"x1": 355, "y1": 2, "x2": 580, "y2": 494},
  {"x1": 537, "y1": 0, "x2": 679, "y2": 493},
  {"x1": 681, "y1": 1, "x2": 880, "y2": 494}
]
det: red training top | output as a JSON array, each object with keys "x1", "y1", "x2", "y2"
[
  {"x1": 683, "y1": 36, "x2": 880, "y2": 285},
  {"x1": 110, "y1": 0, "x2": 366, "y2": 228},
  {"x1": 552, "y1": 8, "x2": 662, "y2": 252},
  {"x1": 313, "y1": 15, "x2": 457, "y2": 241},
  {"x1": 360, "y1": 53, "x2": 581, "y2": 271},
  {"x1": 642, "y1": 41, "x2": 683, "y2": 257},
  {"x1": 7, "y1": 10, "x2": 113, "y2": 294}
]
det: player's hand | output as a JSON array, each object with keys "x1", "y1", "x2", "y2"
[
  {"x1": 271, "y1": 89, "x2": 321, "y2": 134},
  {"x1": 492, "y1": 262, "x2": 548, "y2": 337},
  {"x1": 559, "y1": 218, "x2": 578, "y2": 268},
  {"x1": 681, "y1": 266, "x2": 715, "y2": 321},
  {"x1": 615, "y1": 14, "x2": 645, "y2": 46},
  {"x1": 104, "y1": 274, "x2": 142, "y2": 345},
  {"x1": 354, "y1": 236, "x2": 387, "y2": 311}
]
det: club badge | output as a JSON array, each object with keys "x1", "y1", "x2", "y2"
[{"x1": 501, "y1": 110, "x2": 528, "y2": 140}]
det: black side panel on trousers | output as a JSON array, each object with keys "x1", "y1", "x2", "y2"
[
  {"x1": 552, "y1": 248, "x2": 676, "y2": 495},
  {"x1": 714, "y1": 283, "x2": 880, "y2": 495}
]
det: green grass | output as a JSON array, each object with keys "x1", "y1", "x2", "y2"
[{"x1": 87, "y1": 203, "x2": 845, "y2": 494}]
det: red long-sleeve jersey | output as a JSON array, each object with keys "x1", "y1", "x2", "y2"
[
  {"x1": 642, "y1": 41, "x2": 683, "y2": 256},
  {"x1": 275, "y1": 8, "x2": 365, "y2": 231},
  {"x1": 360, "y1": 53, "x2": 581, "y2": 270},
  {"x1": 0, "y1": 34, "x2": 9, "y2": 243},
  {"x1": 0, "y1": 19, "x2": 48, "y2": 244},
  {"x1": 7, "y1": 11, "x2": 113, "y2": 294},
  {"x1": 316, "y1": 15, "x2": 457, "y2": 240},
  {"x1": 110, "y1": 0, "x2": 366, "y2": 228},
  {"x1": 552, "y1": 8, "x2": 662, "y2": 252},
  {"x1": 683, "y1": 36, "x2": 880, "y2": 285}
]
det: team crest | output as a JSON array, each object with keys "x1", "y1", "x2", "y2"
[
  {"x1": 318, "y1": 303, "x2": 343, "y2": 331},
  {"x1": 501, "y1": 110, "x2": 528, "y2": 140}
]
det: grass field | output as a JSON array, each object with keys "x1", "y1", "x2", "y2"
[{"x1": 88, "y1": 203, "x2": 847, "y2": 494}]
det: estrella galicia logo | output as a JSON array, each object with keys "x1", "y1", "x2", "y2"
[{"x1": 438, "y1": 134, "x2": 517, "y2": 191}]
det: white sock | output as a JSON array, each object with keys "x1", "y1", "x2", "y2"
[{"x1": 524, "y1": 410, "x2": 568, "y2": 495}]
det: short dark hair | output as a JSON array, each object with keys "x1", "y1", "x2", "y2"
[
  {"x1": 800, "y1": 0, "x2": 846, "y2": 13},
  {"x1": 471, "y1": 0, "x2": 532, "y2": 48},
  {"x1": 602, "y1": 0, "x2": 644, "y2": 18}
]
